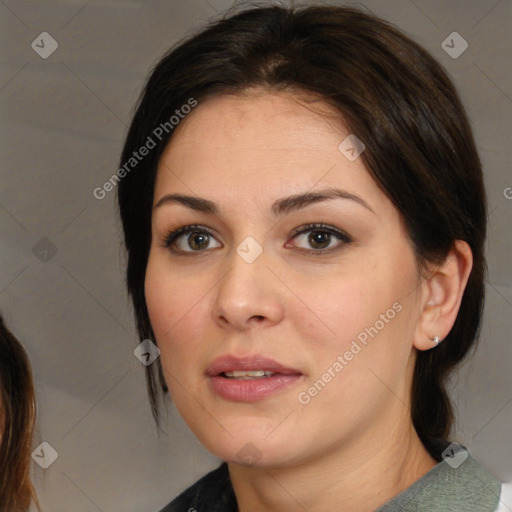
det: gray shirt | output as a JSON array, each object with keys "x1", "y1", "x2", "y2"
[
  {"x1": 160, "y1": 452, "x2": 501, "y2": 511},
  {"x1": 376, "y1": 454, "x2": 501, "y2": 511}
]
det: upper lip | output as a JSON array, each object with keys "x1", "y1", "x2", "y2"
[{"x1": 206, "y1": 354, "x2": 302, "y2": 376}]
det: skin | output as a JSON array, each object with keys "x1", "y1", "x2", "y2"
[{"x1": 145, "y1": 89, "x2": 473, "y2": 512}]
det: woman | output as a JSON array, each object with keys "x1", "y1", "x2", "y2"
[
  {"x1": 116, "y1": 4, "x2": 510, "y2": 511},
  {"x1": 0, "y1": 313, "x2": 40, "y2": 511}
]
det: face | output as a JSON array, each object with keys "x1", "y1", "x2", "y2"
[{"x1": 145, "y1": 90, "x2": 424, "y2": 468}]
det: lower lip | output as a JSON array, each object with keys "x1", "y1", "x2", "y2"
[{"x1": 209, "y1": 374, "x2": 303, "y2": 401}]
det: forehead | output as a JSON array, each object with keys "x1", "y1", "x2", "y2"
[
  {"x1": 164, "y1": 90, "x2": 346, "y2": 155},
  {"x1": 154, "y1": 90, "x2": 389, "y2": 217}
]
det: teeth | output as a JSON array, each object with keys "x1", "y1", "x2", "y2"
[{"x1": 223, "y1": 370, "x2": 276, "y2": 379}]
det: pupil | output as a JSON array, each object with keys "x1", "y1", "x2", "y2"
[
  {"x1": 309, "y1": 231, "x2": 330, "y2": 249},
  {"x1": 189, "y1": 232, "x2": 208, "y2": 250}
]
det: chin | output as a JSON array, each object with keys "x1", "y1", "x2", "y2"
[{"x1": 192, "y1": 423, "x2": 304, "y2": 469}]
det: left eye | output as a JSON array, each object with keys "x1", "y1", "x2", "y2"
[{"x1": 288, "y1": 223, "x2": 352, "y2": 253}]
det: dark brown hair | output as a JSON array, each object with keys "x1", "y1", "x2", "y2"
[
  {"x1": 0, "y1": 314, "x2": 40, "y2": 511},
  {"x1": 117, "y1": 3, "x2": 487, "y2": 459}
]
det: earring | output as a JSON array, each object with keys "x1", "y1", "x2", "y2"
[{"x1": 431, "y1": 335, "x2": 441, "y2": 347}]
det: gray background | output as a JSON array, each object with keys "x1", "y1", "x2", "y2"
[{"x1": 0, "y1": 0, "x2": 510, "y2": 510}]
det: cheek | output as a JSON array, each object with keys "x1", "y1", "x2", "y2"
[
  {"x1": 144, "y1": 254, "x2": 213, "y2": 386},
  {"x1": 306, "y1": 271, "x2": 384, "y2": 345},
  {"x1": 303, "y1": 264, "x2": 415, "y2": 385},
  {"x1": 145, "y1": 253, "x2": 227, "y2": 433},
  {"x1": 145, "y1": 251, "x2": 205, "y2": 334},
  {"x1": 298, "y1": 296, "x2": 412, "y2": 429},
  {"x1": 144, "y1": 257, "x2": 174, "y2": 337}
]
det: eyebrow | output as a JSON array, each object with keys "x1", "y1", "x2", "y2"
[{"x1": 153, "y1": 188, "x2": 375, "y2": 216}]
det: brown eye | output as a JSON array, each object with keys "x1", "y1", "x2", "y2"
[
  {"x1": 290, "y1": 223, "x2": 352, "y2": 254},
  {"x1": 187, "y1": 232, "x2": 210, "y2": 250},
  {"x1": 163, "y1": 225, "x2": 221, "y2": 253},
  {"x1": 307, "y1": 231, "x2": 332, "y2": 249}
]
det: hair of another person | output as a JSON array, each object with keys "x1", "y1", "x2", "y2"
[
  {"x1": 116, "y1": 2, "x2": 487, "y2": 460},
  {"x1": 0, "y1": 314, "x2": 40, "y2": 511}
]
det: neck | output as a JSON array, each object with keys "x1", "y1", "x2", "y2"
[{"x1": 228, "y1": 415, "x2": 437, "y2": 512}]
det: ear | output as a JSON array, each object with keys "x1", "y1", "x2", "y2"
[{"x1": 413, "y1": 240, "x2": 473, "y2": 351}]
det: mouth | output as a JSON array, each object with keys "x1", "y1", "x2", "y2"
[
  {"x1": 206, "y1": 354, "x2": 303, "y2": 401},
  {"x1": 221, "y1": 370, "x2": 279, "y2": 380},
  {"x1": 206, "y1": 354, "x2": 302, "y2": 378}
]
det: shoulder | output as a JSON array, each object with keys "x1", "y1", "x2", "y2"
[
  {"x1": 157, "y1": 462, "x2": 237, "y2": 512},
  {"x1": 495, "y1": 481, "x2": 512, "y2": 512},
  {"x1": 376, "y1": 450, "x2": 503, "y2": 512}
]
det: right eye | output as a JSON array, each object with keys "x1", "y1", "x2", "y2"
[{"x1": 162, "y1": 224, "x2": 222, "y2": 254}]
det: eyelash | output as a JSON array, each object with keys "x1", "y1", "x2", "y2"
[{"x1": 160, "y1": 223, "x2": 353, "y2": 256}]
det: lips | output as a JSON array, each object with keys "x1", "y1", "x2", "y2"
[
  {"x1": 206, "y1": 354, "x2": 302, "y2": 377},
  {"x1": 206, "y1": 354, "x2": 304, "y2": 401}
]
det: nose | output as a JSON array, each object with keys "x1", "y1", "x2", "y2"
[{"x1": 212, "y1": 245, "x2": 285, "y2": 331}]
